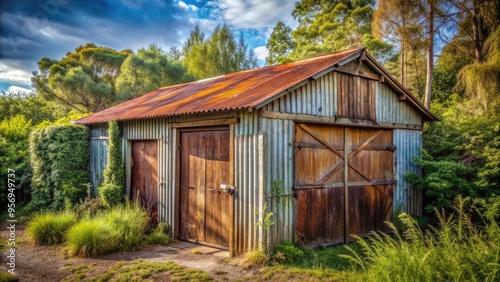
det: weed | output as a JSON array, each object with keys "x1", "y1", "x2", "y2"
[
  {"x1": 146, "y1": 222, "x2": 172, "y2": 245},
  {"x1": 243, "y1": 250, "x2": 267, "y2": 268},
  {"x1": 90, "y1": 259, "x2": 213, "y2": 281},
  {"x1": 273, "y1": 240, "x2": 304, "y2": 264},
  {"x1": 342, "y1": 198, "x2": 500, "y2": 281},
  {"x1": 27, "y1": 211, "x2": 77, "y2": 245},
  {"x1": 0, "y1": 272, "x2": 18, "y2": 282}
]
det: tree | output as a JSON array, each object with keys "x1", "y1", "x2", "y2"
[
  {"x1": 32, "y1": 43, "x2": 132, "y2": 113},
  {"x1": 182, "y1": 25, "x2": 258, "y2": 79},
  {"x1": 287, "y1": 0, "x2": 392, "y2": 61},
  {"x1": 266, "y1": 21, "x2": 296, "y2": 65},
  {"x1": 373, "y1": 0, "x2": 425, "y2": 90},
  {"x1": 115, "y1": 44, "x2": 194, "y2": 101}
]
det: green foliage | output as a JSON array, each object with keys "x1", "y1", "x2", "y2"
[
  {"x1": 182, "y1": 25, "x2": 258, "y2": 79},
  {"x1": 99, "y1": 183, "x2": 124, "y2": 208},
  {"x1": 266, "y1": 21, "x2": 296, "y2": 65},
  {"x1": 255, "y1": 202, "x2": 275, "y2": 261},
  {"x1": 273, "y1": 0, "x2": 392, "y2": 62},
  {"x1": 146, "y1": 222, "x2": 172, "y2": 245},
  {"x1": 28, "y1": 124, "x2": 89, "y2": 211},
  {"x1": 31, "y1": 43, "x2": 132, "y2": 113},
  {"x1": 66, "y1": 202, "x2": 149, "y2": 257},
  {"x1": 342, "y1": 200, "x2": 500, "y2": 281},
  {"x1": 99, "y1": 120, "x2": 125, "y2": 206},
  {"x1": 273, "y1": 240, "x2": 305, "y2": 264},
  {"x1": 0, "y1": 272, "x2": 18, "y2": 282},
  {"x1": 73, "y1": 196, "x2": 106, "y2": 219},
  {"x1": 115, "y1": 43, "x2": 194, "y2": 101},
  {"x1": 27, "y1": 211, "x2": 77, "y2": 245}
]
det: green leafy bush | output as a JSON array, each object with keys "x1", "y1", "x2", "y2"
[
  {"x1": 146, "y1": 222, "x2": 172, "y2": 245},
  {"x1": 98, "y1": 120, "x2": 125, "y2": 207},
  {"x1": 73, "y1": 196, "x2": 106, "y2": 219},
  {"x1": 343, "y1": 199, "x2": 500, "y2": 281},
  {"x1": 28, "y1": 124, "x2": 89, "y2": 211},
  {"x1": 66, "y1": 202, "x2": 149, "y2": 257},
  {"x1": 273, "y1": 240, "x2": 305, "y2": 264},
  {"x1": 99, "y1": 183, "x2": 123, "y2": 207},
  {"x1": 27, "y1": 212, "x2": 77, "y2": 245}
]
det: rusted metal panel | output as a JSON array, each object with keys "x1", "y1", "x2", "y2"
[
  {"x1": 394, "y1": 129, "x2": 423, "y2": 216},
  {"x1": 131, "y1": 140, "x2": 159, "y2": 224},
  {"x1": 376, "y1": 82, "x2": 423, "y2": 125},
  {"x1": 74, "y1": 48, "x2": 363, "y2": 124}
]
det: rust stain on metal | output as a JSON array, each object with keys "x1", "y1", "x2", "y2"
[{"x1": 75, "y1": 48, "x2": 363, "y2": 124}]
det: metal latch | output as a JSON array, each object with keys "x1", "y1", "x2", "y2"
[{"x1": 220, "y1": 184, "x2": 236, "y2": 195}]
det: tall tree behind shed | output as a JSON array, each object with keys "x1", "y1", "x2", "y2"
[{"x1": 31, "y1": 43, "x2": 131, "y2": 113}]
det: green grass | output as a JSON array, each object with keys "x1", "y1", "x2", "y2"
[
  {"x1": 26, "y1": 211, "x2": 77, "y2": 245},
  {"x1": 0, "y1": 272, "x2": 18, "y2": 282},
  {"x1": 342, "y1": 200, "x2": 500, "y2": 281},
  {"x1": 66, "y1": 202, "x2": 149, "y2": 257},
  {"x1": 88, "y1": 259, "x2": 212, "y2": 281},
  {"x1": 145, "y1": 222, "x2": 172, "y2": 245}
]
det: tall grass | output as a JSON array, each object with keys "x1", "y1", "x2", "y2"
[
  {"x1": 27, "y1": 211, "x2": 77, "y2": 245},
  {"x1": 343, "y1": 199, "x2": 500, "y2": 281},
  {"x1": 66, "y1": 202, "x2": 149, "y2": 257}
]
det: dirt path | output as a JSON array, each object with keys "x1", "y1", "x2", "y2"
[{"x1": 0, "y1": 223, "x2": 256, "y2": 281}]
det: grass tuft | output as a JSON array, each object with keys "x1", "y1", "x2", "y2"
[
  {"x1": 66, "y1": 202, "x2": 149, "y2": 257},
  {"x1": 27, "y1": 211, "x2": 77, "y2": 245}
]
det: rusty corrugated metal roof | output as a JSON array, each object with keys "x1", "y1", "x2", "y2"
[{"x1": 75, "y1": 47, "x2": 435, "y2": 124}]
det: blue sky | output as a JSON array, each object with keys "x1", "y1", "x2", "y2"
[{"x1": 0, "y1": 0, "x2": 297, "y2": 93}]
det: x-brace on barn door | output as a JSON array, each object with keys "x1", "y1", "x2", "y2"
[{"x1": 295, "y1": 123, "x2": 395, "y2": 246}]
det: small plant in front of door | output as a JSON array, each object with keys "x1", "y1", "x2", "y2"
[{"x1": 255, "y1": 202, "x2": 275, "y2": 262}]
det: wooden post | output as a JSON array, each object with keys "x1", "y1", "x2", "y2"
[{"x1": 344, "y1": 128, "x2": 349, "y2": 243}]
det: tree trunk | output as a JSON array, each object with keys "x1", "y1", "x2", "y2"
[{"x1": 424, "y1": 3, "x2": 435, "y2": 109}]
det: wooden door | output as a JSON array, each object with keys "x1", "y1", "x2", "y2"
[
  {"x1": 179, "y1": 128, "x2": 231, "y2": 248},
  {"x1": 294, "y1": 123, "x2": 394, "y2": 246},
  {"x1": 131, "y1": 140, "x2": 159, "y2": 224}
]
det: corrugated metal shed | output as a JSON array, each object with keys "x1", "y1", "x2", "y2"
[
  {"x1": 75, "y1": 47, "x2": 435, "y2": 125},
  {"x1": 83, "y1": 47, "x2": 433, "y2": 255}
]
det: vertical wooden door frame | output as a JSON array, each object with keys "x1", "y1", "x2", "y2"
[{"x1": 174, "y1": 125, "x2": 235, "y2": 255}]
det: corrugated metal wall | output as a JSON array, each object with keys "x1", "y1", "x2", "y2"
[
  {"x1": 260, "y1": 117, "x2": 295, "y2": 247},
  {"x1": 376, "y1": 82, "x2": 422, "y2": 125},
  {"x1": 263, "y1": 72, "x2": 336, "y2": 116},
  {"x1": 234, "y1": 110, "x2": 264, "y2": 253},
  {"x1": 394, "y1": 129, "x2": 423, "y2": 215},
  {"x1": 89, "y1": 123, "x2": 108, "y2": 194}
]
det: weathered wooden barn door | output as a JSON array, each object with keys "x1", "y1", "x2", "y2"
[
  {"x1": 131, "y1": 140, "x2": 159, "y2": 224},
  {"x1": 179, "y1": 127, "x2": 231, "y2": 249},
  {"x1": 295, "y1": 123, "x2": 394, "y2": 245}
]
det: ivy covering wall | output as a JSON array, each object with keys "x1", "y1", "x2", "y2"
[{"x1": 29, "y1": 124, "x2": 89, "y2": 211}]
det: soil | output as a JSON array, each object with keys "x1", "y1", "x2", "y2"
[{"x1": 0, "y1": 223, "x2": 257, "y2": 281}]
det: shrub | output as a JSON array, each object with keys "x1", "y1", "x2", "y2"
[
  {"x1": 66, "y1": 202, "x2": 149, "y2": 257},
  {"x1": 146, "y1": 222, "x2": 172, "y2": 245},
  {"x1": 27, "y1": 212, "x2": 77, "y2": 245},
  {"x1": 273, "y1": 240, "x2": 305, "y2": 264},
  {"x1": 29, "y1": 124, "x2": 89, "y2": 211},
  {"x1": 342, "y1": 198, "x2": 500, "y2": 281},
  {"x1": 66, "y1": 218, "x2": 119, "y2": 257},
  {"x1": 73, "y1": 197, "x2": 106, "y2": 219},
  {"x1": 99, "y1": 183, "x2": 123, "y2": 207}
]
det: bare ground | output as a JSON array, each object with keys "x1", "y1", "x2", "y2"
[{"x1": 0, "y1": 223, "x2": 257, "y2": 281}]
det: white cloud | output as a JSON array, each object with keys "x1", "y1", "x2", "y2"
[
  {"x1": 254, "y1": 46, "x2": 268, "y2": 61},
  {"x1": 7, "y1": 85, "x2": 33, "y2": 94},
  {"x1": 178, "y1": 1, "x2": 199, "y2": 11},
  {"x1": 0, "y1": 61, "x2": 33, "y2": 87},
  {"x1": 214, "y1": 0, "x2": 296, "y2": 29}
]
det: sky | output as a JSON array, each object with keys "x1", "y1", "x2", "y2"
[{"x1": 0, "y1": 0, "x2": 298, "y2": 94}]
